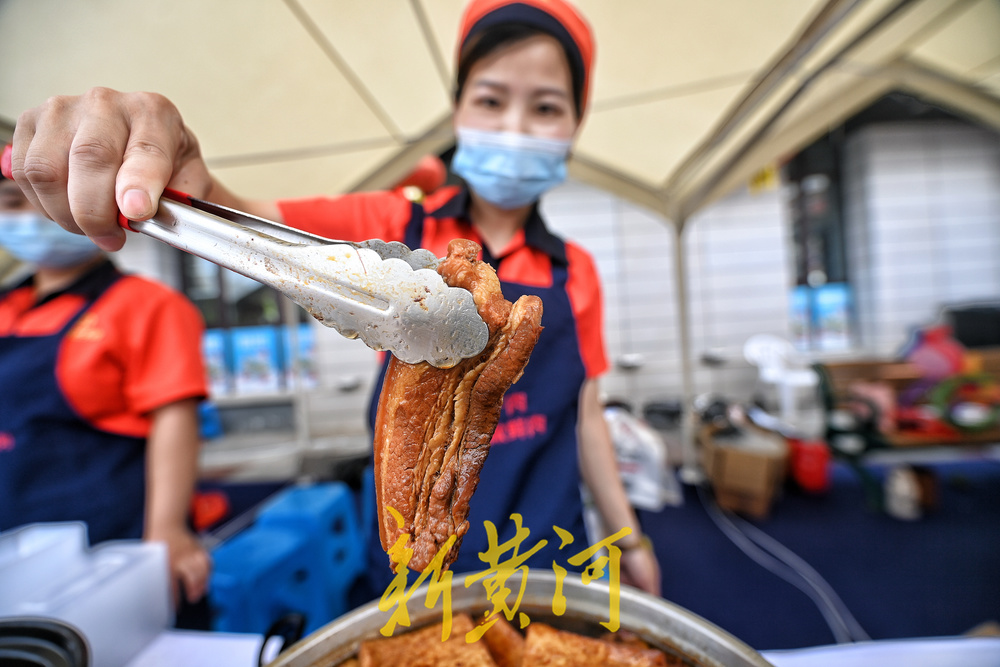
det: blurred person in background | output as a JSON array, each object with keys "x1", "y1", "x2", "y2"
[
  {"x1": 4, "y1": 0, "x2": 661, "y2": 596},
  {"x1": 0, "y1": 174, "x2": 212, "y2": 619}
]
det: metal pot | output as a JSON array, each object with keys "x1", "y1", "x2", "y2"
[
  {"x1": 0, "y1": 618, "x2": 90, "y2": 667},
  {"x1": 266, "y1": 571, "x2": 772, "y2": 666}
]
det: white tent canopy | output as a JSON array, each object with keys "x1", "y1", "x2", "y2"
[{"x1": 2, "y1": 0, "x2": 998, "y2": 218}]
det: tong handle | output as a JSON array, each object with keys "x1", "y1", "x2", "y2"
[
  {"x1": 125, "y1": 193, "x2": 489, "y2": 367},
  {"x1": 2, "y1": 146, "x2": 437, "y2": 268}
]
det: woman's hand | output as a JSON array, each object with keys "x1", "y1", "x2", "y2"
[
  {"x1": 620, "y1": 543, "x2": 661, "y2": 596},
  {"x1": 8, "y1": 87, "x2": 213, "y2": 251},
  {"x1": 149, "y1": 526, "x2": 212, "y2": 605}
]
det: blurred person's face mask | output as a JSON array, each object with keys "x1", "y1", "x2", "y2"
[
  {"x1": 0, "y1": 211, "x2": 103, "y2": 268},
  {"x1": 452, "y1": 127, "x2": 571, "y2": 210}
]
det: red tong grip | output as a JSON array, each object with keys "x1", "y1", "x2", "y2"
[{"x1": 1, "y1": 144, "x2": 12, "y2": 180}]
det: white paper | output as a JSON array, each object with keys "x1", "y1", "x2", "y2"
[{"x1": 125, "y1": 630, "x2": 263, "y2": 667}]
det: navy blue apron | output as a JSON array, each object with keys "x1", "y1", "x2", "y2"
[
  {"x1": 0, "y1": 279, "x2": 147, "y2": 544},
  {"x1": 362, "y1": 204, "x2": 588, "y2": 590}
]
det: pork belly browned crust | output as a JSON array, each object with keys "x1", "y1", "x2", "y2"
[
  {"x1": 358, "y1": 614, "x2": 497, "y2": 666},
  {"x1": 373, "y1": 238, "x2": 543, "y2": 572},
  {"x1": 521, "y1": 624, "x2": 671, "y2": 667},
  {"x1": 482, "y1": 614, "x2": 526, "y2": 667}
]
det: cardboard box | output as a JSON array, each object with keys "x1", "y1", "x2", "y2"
[
  {"x1": 967, "y1": 346, "x2": 1000, "y2": 377},
  {"x1": 699, "y1": 427, "x2": 788, "y2": 518},
  {"x1": 819, "y1": 359, "x2": 922, "y2": 395}
]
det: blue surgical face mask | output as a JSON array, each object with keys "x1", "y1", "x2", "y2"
[
  {"x1": 0, "y1": 211, "x2": 103, "y2": 268},
  {"x1": 451, "y1": 127, "x2": 572, "y2": 210}
]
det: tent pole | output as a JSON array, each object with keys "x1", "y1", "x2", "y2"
[{"x1": 672, "y1": 216, "x2": 704, "y2": 485}]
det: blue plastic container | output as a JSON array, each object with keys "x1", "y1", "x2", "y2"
[
  {"x1": 197, "y1": 401, "x2": 224, "y2": 440},
  {"x1": 210, "y1": 524, "x2": 327, "y2": 634},
  {"x1": 256, "y1": 482, "x2": 365, "y2": 623}
]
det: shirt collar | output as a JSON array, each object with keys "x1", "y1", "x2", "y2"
[
  {"x1": 13, "y1": 259, "x2": 120, "y2": 307},
  {"x1": 429, "y1": 186, "x2": 568, "y2": 266}
]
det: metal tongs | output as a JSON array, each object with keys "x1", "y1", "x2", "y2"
[{"x1": 121, "y1": 190, "x2": 489, "y2": 368}]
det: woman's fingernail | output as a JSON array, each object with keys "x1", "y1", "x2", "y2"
[{"x1": 122, "y1": 188, "x2": 152, "y2": 218}]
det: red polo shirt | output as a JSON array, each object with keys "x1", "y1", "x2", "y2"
[{"x1": 0, "y1": 261, "x2": 207, "y2": 437}]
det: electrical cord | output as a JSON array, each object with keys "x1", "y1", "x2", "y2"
[
  {"x1": 697, "y1": 485, "x2": 870, "y2": 644},
  {"x1": 729, "y1": 509, "x2": 870, "y2": 642}
]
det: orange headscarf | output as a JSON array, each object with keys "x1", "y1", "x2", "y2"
[{"x1": 457, "y1": 0, "x2": 595, "y2": 117}]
